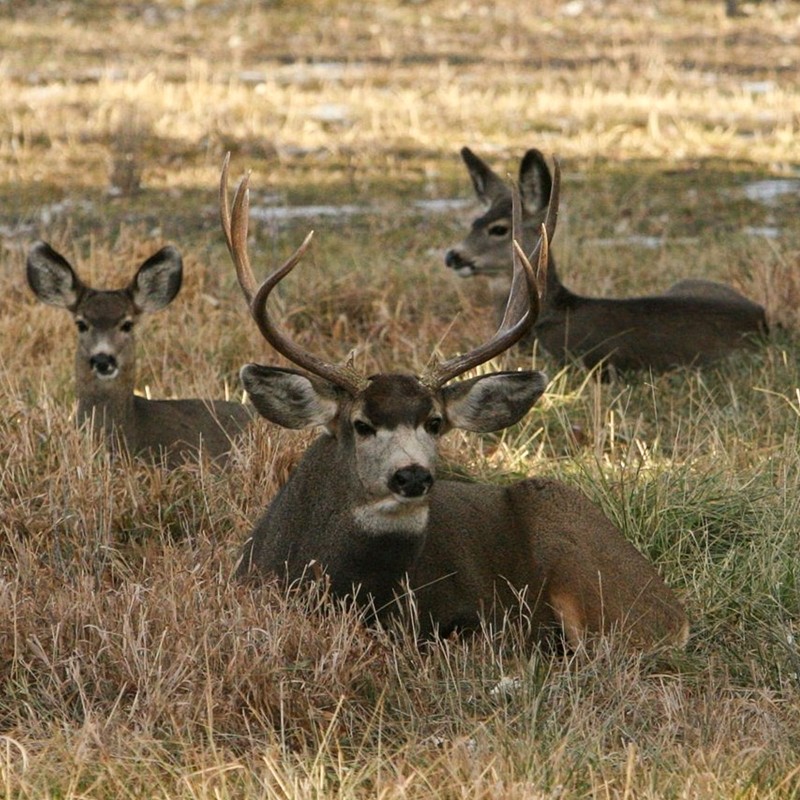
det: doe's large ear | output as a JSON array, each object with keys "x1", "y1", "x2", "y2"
[
  {"x1": 241, "y1": 365, "x2": 341, "y2": 430},
  {"x1": 518, "y1": 149, "x2": 552, "y2": 216},
  {"x1": 26, "y1": 241, "x2": 84, "y2": 310},
  {"x1": 460, "y1": 147, "x2": 508, "y2": 207},
  {"x1": 130, "y1": 245, "x2": 183, "y2": 312},
  {"x1": 442, "y1": 370, "x2": 548, "y2": 433}
]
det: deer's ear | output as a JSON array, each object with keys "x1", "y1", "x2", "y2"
[
  {"x1": 518, "y1": 149, "x2": 552, "y2": 215},
  {"x1": 130, "y1": 246, "x2": 183, "y2": 312},
  {"x1": 460, "y1": 147, "x2": 508, "y2": 207},
  {"x1": 241, "y1": 365, "x2": 341, "y2": 430},
  {"x1": 27, "y1": 241, "x2": 84, "y2": 310},
  {"x1": 442, "y1": 370, "x2": 548, "y2": 433}
]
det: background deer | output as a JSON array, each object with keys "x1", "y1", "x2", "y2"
[
  {"x1": 27, "y1": 242, "x2": 253, "y2": 466},
  {"x1": 221, "y1": 155, "x2": 687, "y2": 650},
  {"x1": 445, "y1": 146, "x2": 768, "y2": 373}
]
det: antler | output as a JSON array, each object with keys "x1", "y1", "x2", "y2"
[
  {"x1": 420, "y1": 157, "x2": 560, "y2": 389},
  {"x1": 220, "y1": 153, "x2": 368, "y2": 394}
]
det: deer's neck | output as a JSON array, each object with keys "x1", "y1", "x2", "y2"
[
  {"x1": 545, "y1": 254, "x2": 564, "y2": 297},
  {"x1": 75, "y1": 356, "x2": 137, "y2": 447},
  {"x1": 520, "y1": 224, "x2": 577, "y2": 308},
  {"x1": 538, "y1": 253, "x2": 582, "y2": 311},
  {"x1": 493, "y1": 253, "x2": 579, "y2": 329}
]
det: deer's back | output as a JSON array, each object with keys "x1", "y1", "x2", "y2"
[
  {"x1": 505, "y1": 478, "x2": 687, "y2": 648},
  {"x1": 415, "y1": 478, "x2": 687, "y2": 647},
  {"x1": 665, "y1": 278, "x2": 759, "y2": 306},
  {"x1": 132, "y1": 395, "x2": 253, "y2": 465},
  {"x1": 536, "y1": 293, "x2": 767, "y2": 371}
]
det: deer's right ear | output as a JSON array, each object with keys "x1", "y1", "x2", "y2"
[
  {"x1": 130, "y1": 245, "x2": 183, "y2": 313},
  {"x1": 240, "y1": 365, "x2": 341, "y2": 430},
  {"x1": 461, "y1": 147, "x2": 508, "y2": 207},
  {"x1": 26, "y1": 242, "x2": 83, "y2": 310}
]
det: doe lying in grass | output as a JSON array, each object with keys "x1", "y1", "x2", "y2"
[
  {"x1": 445, "y1": 146, "x2": 768, "y2": 373},
  {"x1": 221, "y1": 154, "x2": 688, "y2": 651},
  {"x1": 26, "y1": 242, "x2": 253, "y2": 467}
]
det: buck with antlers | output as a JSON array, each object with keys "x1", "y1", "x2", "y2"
[
  {"x1": 27, "y1": 242, "x2": 253, "y2": 466},
  {"x1": 445, "y1": 147, "x2": 768, "y2": 373},
  {"x1": 221, "y1": 154, "x2": 687, "y2": 650}
]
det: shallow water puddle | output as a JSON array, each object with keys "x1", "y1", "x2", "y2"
[
  {"x1": 247, "y1": 197, "x2": 472, "y2": 223},
  {"x1": 742, "y1": 225, "x2": 781, "y2": 239},
  {"x1": 248, "y1": 203, "x2": 370, "y2": 221},
  {"x1": 413, "y1": 198, "x2": 473, "y2": 212},
  {"x1": 586, "y1": 235, "x2": 699, "y2": 249},
  {"x1": 742, "y1": 179, "x2": 800, "y2": 206}
]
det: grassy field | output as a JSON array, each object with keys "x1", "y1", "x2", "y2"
[{"x1": 2, "y1": 0, "x2": 800, "y2": 797}]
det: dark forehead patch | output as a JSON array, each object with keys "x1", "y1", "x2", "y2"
[
  {"x1": 361, "y1": 374, "x2": 434, "y2": 429},
  {"x1": 473, "y1": 194, "x2": 546, "y2": 230},
  {"x1": 473, "y1": 196, "x2": 512, "y2": 230},
  {"x1": 78, "y1": 290, "x2": 136, "y2": 327}
]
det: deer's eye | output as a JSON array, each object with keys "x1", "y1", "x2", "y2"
[
  {"x1": 353, "y1": 420, "x2": 376, "y2": 437},
  {"x1": 488, "y1": 223, "x2": 509, "y2": 237},
  {"x1": 120, "y1": 320, "x2": 134, "y2": 333},
  {"x1": 75, "y1": 319, "x2": 89, "y2": 333},
  {"x1": 424, "y1": 416, "x2": 444, "y2": 436}
]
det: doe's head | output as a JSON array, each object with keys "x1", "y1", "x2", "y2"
[
  {"x1": 27, "y1": 242, "x2": 182, "y2": 382},
  {"x1": 445, "y1": 147, "x2": 553, "y2": 279}
]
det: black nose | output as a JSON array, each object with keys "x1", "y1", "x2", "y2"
[
  {"x1": 444, "y1": 249, "x2": 466, "y2": 269},
  {"x1": 90, "y1": 353, "x2": 118, "y2": 376},
  {"x1": 388, "y1": 466, "x2": 434, "y2": 498}
]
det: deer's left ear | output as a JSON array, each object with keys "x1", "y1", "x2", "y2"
[
  {"x1": 130, "y1": 246, "x2": 183, "y2": 313},
  {"x1": 442, "y1": 370, "x2": 548, "y2": 433}
]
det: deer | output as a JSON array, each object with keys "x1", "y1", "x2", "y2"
[
  {"x1": 445, "y1": 146, "x2": 768, "y2": 373},
  {"x1": 220, "y1": 153, "x2": 688, "y2": 651},
  {"x1": 26, "y1": 241, "x2": 253, "y2": 467}
]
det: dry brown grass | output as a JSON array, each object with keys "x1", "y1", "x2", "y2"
[{"x1": 2, "y1": 0, "x2": 800, "y2": 797}]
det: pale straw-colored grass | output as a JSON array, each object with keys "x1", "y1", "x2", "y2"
[{"x1": 2, "y1": 0, "x2": 800, "y2": 797}]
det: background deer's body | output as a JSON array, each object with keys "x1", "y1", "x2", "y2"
[
  {"x1": 445, "y1": 147, "x2": 768, "y2": 373},
  {"x1": 27, "y1": 242, "x2": 253, "y2": 467},
  {"x1": 222, "y1": 155, "x2": 688, "y2": 650}
]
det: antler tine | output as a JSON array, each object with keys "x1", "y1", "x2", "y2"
[
  {"x1": 220, "y1": 152, "x2": 258, "y2": 305},
  {"x1": 219, "y1": 155, "x2": 368, "y2": 395},
  {"x1": 533, "y1": 156, "x2": 560, "y2": 297},
  {"x1": 498, "y1": 177, "x2": 539, "y2": 332},
  {"x1": 421, "y1": 156, "x2": 560, "y2": 389},
  {"x1": 250, "y1": 232, "x2": 368, "y2": 392},
  {"x1": 514, "y1": 227, "x2": 547, "y2": 322}
]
